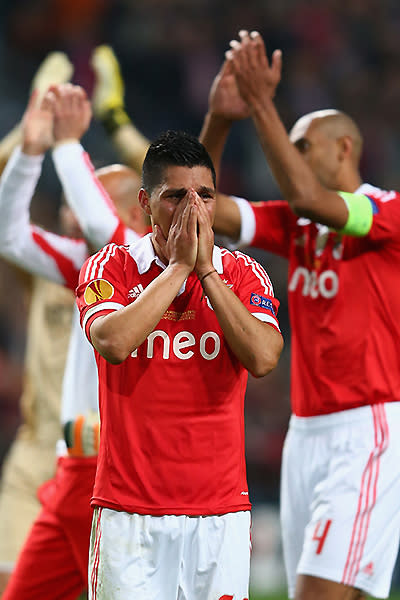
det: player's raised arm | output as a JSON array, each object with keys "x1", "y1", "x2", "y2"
[
  {"x1": 199, "y1": 59, "x2": 250, "y2": 241},
  {"x1": 226, "y1": 30, "x2": 351, "y2": 230},
  {"x1": 0, "y1": 90, "x2": 87, "y2": 287},
  {"x1": 91, "y1": 45, "x2": 150, "y2": 174},
  {"x1": 200, "y1": 60, "x2": 249, "y2": 176},
  {"x1": 51, "y1": 83, "x2": 126, "y2": 249}
]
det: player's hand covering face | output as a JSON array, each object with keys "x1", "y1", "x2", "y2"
[
  {"x1": 143, "y1": 165, "x2": 216, "y2": 270},
  {"x1": 153, "y1": 189, "x2": 198, "y2": 272},
  {"x1": 195, "y1": 193, "x2": 214, "y2": 277}
]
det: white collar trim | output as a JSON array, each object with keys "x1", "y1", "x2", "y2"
[{"x1": 356, "y1": 182, "x2": 380, "y2": 196}]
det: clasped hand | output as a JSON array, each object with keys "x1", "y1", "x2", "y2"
[{"x1": 153, "y1": 191, "x2": 214, "y2": 279}]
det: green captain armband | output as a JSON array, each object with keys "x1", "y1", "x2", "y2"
[{"x1": 337, "y1": 191, "x2": 373, "y2": 237}]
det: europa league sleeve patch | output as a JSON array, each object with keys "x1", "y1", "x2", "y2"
[
  {"x1": 84, "y1": 279, "x2": 115, "y2": 305},
  {"x1": 250, "y1": 293, "x2": 276, "y2": 315}
]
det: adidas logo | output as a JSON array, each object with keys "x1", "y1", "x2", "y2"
[
  {"x1": 222, "y1": 279, "x2": 233, "y2": 289},
  {"x1": 128, "y1": 284, "x2": 144, "y2": 299},
  {"x1": 362, "y1": 562, "x2": 374, "y2": 577}
]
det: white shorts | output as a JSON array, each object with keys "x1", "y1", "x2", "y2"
[
  {"x1": 89, "y1": 508, "x2": 251, "y2": 600},
  {"x1": 280, "y1": 403, "x2": 400, "y2": 599}
]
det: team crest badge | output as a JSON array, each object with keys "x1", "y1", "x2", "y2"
[{"x1": 84, "y1": 279, "x2": 114, "y2": 305}]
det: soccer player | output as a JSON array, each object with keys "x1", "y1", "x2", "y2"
[
  {"x1": 76, "y1": 130, "x2": 283, "y2": 600},
  {"x1": 0, "y1": 84, "x2": 148, "y2": 600},
  {"x1": 0, "y1": 51, "x2": 75, "y2": 593},
  {"x1": 200, "y1": 30, "x2": 400, "y2": 600}
]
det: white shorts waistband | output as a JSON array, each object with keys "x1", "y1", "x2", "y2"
[{"x1": 290, "y1": 402, "x2": 400, "y2": 432}]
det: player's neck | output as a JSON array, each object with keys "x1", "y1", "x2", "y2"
[
  {"x1": 150, "y1": 234, "x2": 169, "y2": 267},
  {"x1": 335, "y1": 170, "x2": 363, "y2": 194}
]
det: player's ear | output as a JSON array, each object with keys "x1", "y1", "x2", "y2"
[
  {"x1": 337, "y1": 135, "x2": 352, "y2": 162},
  {"x1": 138, "y1": 188, "x2": 152, "y2": 216},
  {"x1": 128, "y1": 204, "x2": 149, "y2": 235}
]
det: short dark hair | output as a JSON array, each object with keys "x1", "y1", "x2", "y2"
[{"x1": 142, "y1": 130, "x2": 216, "y2": 194}]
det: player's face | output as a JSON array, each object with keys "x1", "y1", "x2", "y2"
[
  {"x1": 141, "y1": 165, "x2": 216, "y2": 237},
  {"x1": 290, "y1": 119, "x2": 342, "y2": 190}
]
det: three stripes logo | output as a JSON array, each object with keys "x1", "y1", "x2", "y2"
[
  {"x1": 84, "y1": 279, "x2": 114, "y2": 305},
  {"x1": 128, "y1": 284, "x2": 144, "y2": 299}
]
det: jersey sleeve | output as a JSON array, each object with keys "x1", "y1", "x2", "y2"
[
  {"x1": 343, "y1": 190, "x2": 400, "y2": 258},
  {"x1": 52, "y1": 141, "x2": 121, "y2": 250},
  {"x1": 0, "y1": 146, "x2": 87, "y2": 289},
  {"x1": 220, "y1": 197, "x2": 293, "y2": 259},
  {"x1": 229, "y1": 249, "x2": 281, "y2": 332},
  {"x1": 250, "y1": 200, "x2": 295, "y2": 258},
  {"x1": 76, "y1": 243, "x2": 130, "y2": 343}
]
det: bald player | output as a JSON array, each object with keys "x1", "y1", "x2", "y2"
[
  {"x1": 199, "y1": 30, "x2": 400, "y2": 600},
  {"x1": 0, "y1": 84, "x2": 148, "y2": 600}
]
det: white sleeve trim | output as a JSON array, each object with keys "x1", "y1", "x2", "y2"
[
  {"x1": 82, "y1": 301, "x2": 125, "y2": 332},
  {"x1": 52, "y1": 142, "x2": 119, "y2": 249},
  {"x1": 252, "y1": 312, "x2": 280, "y2": 331},
  {"x1": 220, "y1": 196, "x2": 256, "y2": 250}
]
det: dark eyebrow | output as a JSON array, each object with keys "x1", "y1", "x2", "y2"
[
  {"x1": 163, "y1": 186, "x2": 216, "y2": 195},
  {"x1": 162, "y1": 187, "x2": 187, "y2": 196},
  {"x1": 198, "y1": 186, "x2": 216, "y2": 195}
]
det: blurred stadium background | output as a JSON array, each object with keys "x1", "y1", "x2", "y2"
[{"x1": 0, "y1": 0, "x2": 400, "y2": 597}]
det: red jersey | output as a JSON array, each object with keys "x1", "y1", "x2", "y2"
[
  {"x1": 243, "y1": 184, "x2": 400, "y2": 417},
  {"x1": 76, "y1": 234, "x2": 280, "y2": 516}
]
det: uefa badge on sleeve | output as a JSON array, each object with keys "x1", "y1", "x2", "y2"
[
  {"x1": 250, "y1": 292, "x2": 276, "y2": 315},
  {"x1": 84, "y1": 279, "x2": 114, "y2": 305}
]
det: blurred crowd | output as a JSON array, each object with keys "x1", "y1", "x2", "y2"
[{"x1": 1, "y1": 0, "x2": 400, "y2": 502}]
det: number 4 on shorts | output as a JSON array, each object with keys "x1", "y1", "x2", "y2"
[{"x1": 312, "y1": 519, "x2": 332, "y2": 554}]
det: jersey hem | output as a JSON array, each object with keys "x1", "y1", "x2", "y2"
[
  {"x1": 91, "y1": 498, "x2": 251, "y2": 516},
  {"x1": 292, "y1": 399, "x2": 399, "y2": 419},
  {"x1": 298, "y1": 565, "x2": 388, "y2": 598}
]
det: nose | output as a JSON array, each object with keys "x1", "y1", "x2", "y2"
[{"x1": 187, "y1": 188, "x2": 200, "y2": 201}]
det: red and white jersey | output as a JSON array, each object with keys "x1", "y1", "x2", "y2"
[
  {"x1": 77, "y1": 234, "x2": 280, "y2": 516},
  {"x1": 0, "y1": 146, "x2": 140, "y2": 424},
  {"x1": 234, "y1": 184, "x2": 400, "y2": 417},
  {"x1": 52, "y1": 141, "x2": 128, "y2": 250},
  {"x1": 0, "y1": 148, "x2": 87, "y2": 288},
  {"x1": 0, "y1": 144, "x2": 137, "y2": 289}
]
